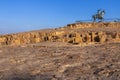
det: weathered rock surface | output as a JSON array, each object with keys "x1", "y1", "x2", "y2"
[
  {"x1": 0, "y1": 22, "x2": 120, "y2": 46},
  {"x1": 0, "y1": 22, "x2": 120, "y2": 80},
  {"x1": 0, "y1": 42, "x2": 120, "y2": 80}
]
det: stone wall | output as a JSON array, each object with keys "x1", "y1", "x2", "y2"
[{"x1": 0, "y1": 22, "x2": 120, "y2": 46}]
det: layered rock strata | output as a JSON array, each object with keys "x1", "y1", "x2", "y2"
[{"x1": 0, "y1": 22, "x2": 120, "y2": 46}]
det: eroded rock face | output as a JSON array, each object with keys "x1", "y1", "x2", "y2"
[
  {"x1": 0, "y1": 22, "x2": 120, "y2": 80},
  {"x1": 0, "y1": 22, "x2": 120, "y2": 46}
]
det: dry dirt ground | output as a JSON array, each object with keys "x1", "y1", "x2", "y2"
[{"x1": 0, "y1": 42, "x2": 120, "y2": 80}]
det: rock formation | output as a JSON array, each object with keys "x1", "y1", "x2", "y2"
[
  {"x1": 0, "y1": 22, "x2": 120, "y2": 80},
  {"x1": 0, "y1": 22, "x2": 120, "y2": 46}
]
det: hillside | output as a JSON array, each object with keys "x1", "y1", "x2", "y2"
[
  {"x1": 0, "y1": 22, "x2": 120, "y2": 80},
  {"x1": 0, "y1": 22, "x2": 120, "y2": 46}
]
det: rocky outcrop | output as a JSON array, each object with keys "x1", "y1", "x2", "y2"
[
  {"x1": 0, "y1": 22, "x2": 120, "y2": 46},
  {"x1": 64, "y1": 22, "x2": 120, "y2": 29}
]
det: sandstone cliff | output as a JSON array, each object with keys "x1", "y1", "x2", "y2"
[{"x1": 0, "y1": 22, "x2": 120, "y2": 46}]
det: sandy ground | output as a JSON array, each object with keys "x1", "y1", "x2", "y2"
[{"x1": 0, "y1": 42, "x2": 120, "y2": 80}]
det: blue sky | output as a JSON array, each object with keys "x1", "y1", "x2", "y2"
[{"x1": 0, "y1": 0, "x2": 120, "y2": 34}]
